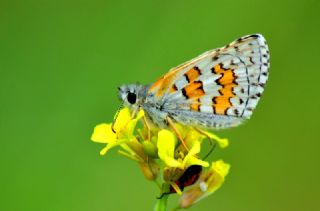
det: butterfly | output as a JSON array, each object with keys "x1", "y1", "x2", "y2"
[{"x1": 118, "y1": 34, "x2": 269, "y2": 130}]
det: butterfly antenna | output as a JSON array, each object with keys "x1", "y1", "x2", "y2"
[{"x1": 111, "y1": 103, "x2": 123, "y2": 133}]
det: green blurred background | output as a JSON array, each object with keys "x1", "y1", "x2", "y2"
[{"x1": 1, "y1": 0, "x2": 319, "y2": 210}]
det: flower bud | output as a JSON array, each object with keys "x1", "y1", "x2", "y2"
[
  {"x1": 139, "y1": 161, "x2": 159, "y2": 181},
  {"x1": 142, "y1": 140, "x2": 158, "y2": 158}
]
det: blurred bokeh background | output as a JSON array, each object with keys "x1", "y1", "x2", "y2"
[{"x1": 1, "y1": 0, "x2": 319, "y2": 210}]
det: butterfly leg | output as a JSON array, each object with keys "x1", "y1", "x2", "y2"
[
  {"x1": 166, "y1": 116, "x2": 189, "y2": 151},
  {"x1": 194, "y1": 127, "x2": 225, "y2": 143},
  {"x1": 142, "y1": 114, "x2": 151, "y2": 141}
]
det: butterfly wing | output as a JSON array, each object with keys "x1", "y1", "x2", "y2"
[{"x1": 146, "y1": 34, "x2": 270, "y2": 129}]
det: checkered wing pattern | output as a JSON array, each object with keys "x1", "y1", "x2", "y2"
[{"x1": 147, "y1": 34, "x2": 270, "y2": 128}]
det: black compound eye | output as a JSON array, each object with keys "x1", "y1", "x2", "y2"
[{"x1": 127, "y1": 92, "x2": 137, "y2": 104}]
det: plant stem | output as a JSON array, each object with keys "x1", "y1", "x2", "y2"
[{"x1": 154, "y1": 194, "x2": 169, "y2": 211}]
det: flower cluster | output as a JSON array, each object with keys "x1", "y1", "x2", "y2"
[{"x1": 91, "y1": 108, "x2": 230, "y2": 210}]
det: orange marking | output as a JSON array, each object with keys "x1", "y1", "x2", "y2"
[
  {"x1": 156, "y1": 73, "x2": 177, "y2": 97},
  {"x1": 149, "y1": 76, "x2": 164, "y2": 92},
  {"x1": 183, "y1": 81, "x2": 205, "y2": 99},
  {"x1": 184, "y1": 67, "x2": 200, "y2": 82},
  {"x1": 190, "y1": 102, "x2": 200, "y2": 111},
  {"x1": 212, "y1": 64, "x2": 237, "y2": 115},
  {"x1": 218, "y1": 70, "x2": 235, "y2": 84},
  {"x1": 169, "y1": 84, "x2": 177, "y2": 93},
  {"x1": 148, "y1": 69, "x2": 181, "y2": 97},
  {"x1": 148, "y1": 50, "x2": 217, "y2": 97}
]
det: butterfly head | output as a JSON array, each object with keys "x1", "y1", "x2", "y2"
[{"x1": 118, "y1": 84, "x2": 146, "y2": 110}]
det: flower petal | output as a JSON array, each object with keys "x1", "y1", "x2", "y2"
[
  {"x1": 179, "y1": 160, "x2": 230, "y2": 208},
  {"x1": 202, "y1": 160, "x2": 230, "y2": 193},
  {"x1": 212, "y1": 160, "x2": 230, "y2": 178},
  {"x1": 113, "y1": 108, "x2": 131, "y2": 133},
  {"x1": 125, "y1": 110, "x2": 144, "y2": 136},
  {"x1": 91, "y1": 123, "x2": 116, "y2": 143},
  {"x1": 99, "y1": 142, "x2": 118, "y2": 155},
  {"x1": 183, "y1": 140, "x2": 209, "y2": 167},
  {"x1": 99, "y1": 139, "x2": 129, "y2": 156},
  {"x1": 157, "y1": 130, "x2": 180, "y2": 168},
  {"x1": 185, "y1": 157, "x2": 209, "y2": 167}
]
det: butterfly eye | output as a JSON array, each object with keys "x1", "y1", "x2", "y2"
[{"x1": 127, "y1": 92, "x2": 137, "y2": 104}]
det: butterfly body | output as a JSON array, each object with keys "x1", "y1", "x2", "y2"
[{"x1": 119, "y1": 34, "x2": 270, "y2": 129}]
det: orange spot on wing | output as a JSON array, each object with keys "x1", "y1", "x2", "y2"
[
  {"x1": 148, "y1": 67, "x2": 184, "y2": 97},
  {"x1": 183, "y1": 81, "x2": 205, "y2": 99},
  {"x1": 149, "y1": 65, "x2": 202, "y2": 97},
  {"x1": 156, "y1": 74, "x2": 177, "y2": 97},
  {"x1": 212, "y1": 64, "x2": 237, "y2": 115},
  {"x1": 149, "y1": 77, "x2": 164, "y2": 92},
  {"x1": 218, "y1": 70, "x2": 235, "y2": 84},
  {"x1": 149, "y1": 72, "x2": 176, "y2": 97},
  {"x1": 184, "y1": 67, "x2": 200, "y2": 82},
  {"x1": 213, "y1": 96, "x2": 234, "y2": 114},
  {"x1": 190, "y1": 101, "x2": 200, "y2": 111}
]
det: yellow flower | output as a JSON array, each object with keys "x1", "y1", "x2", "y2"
[
  {"x1": 91, "y1": 103, "x2": 233, "y2": 210},
  {"x1": 157, "y1": 129, "x2": 209, "y2": 169},
  {"x1": 179, "y1": 160, "x2": 230, "y2": 208},
  {"x1": 91, "y1": 107, "x2": 144, "y2": 155}
]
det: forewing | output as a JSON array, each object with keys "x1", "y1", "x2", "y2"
[{"x1": 147, "y1": 34, "x2": 270, "y2": 127}]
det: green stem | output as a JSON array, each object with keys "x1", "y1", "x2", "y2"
[{"x1": 154, "y1": 194, "x2": 169, "y2": 211}]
